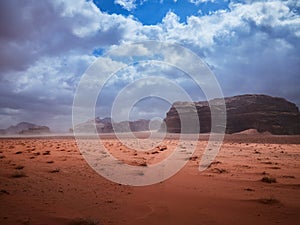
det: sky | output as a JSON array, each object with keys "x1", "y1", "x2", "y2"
[{"x1": 0, "y1": 0, "x2": 299, "y2": 132}]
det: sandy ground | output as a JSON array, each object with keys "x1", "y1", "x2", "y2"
[{"x1": 0, "y1": 133, "x2": 299, "y2": 225}]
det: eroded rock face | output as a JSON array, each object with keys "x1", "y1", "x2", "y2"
[{"x1": 163, "y1": 94, "x2": 300, "y2": 135}]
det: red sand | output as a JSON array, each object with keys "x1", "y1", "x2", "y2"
[{"x1": 0, "y1": 134, "x2": 299, "y2": 225}]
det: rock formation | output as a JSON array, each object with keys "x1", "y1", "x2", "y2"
[
  {"x1": 19, "y1": 126, "x2": 50, "y2": 135},
  {"x1": 163, "y1": 94, "x2": 300, "y2": 135},
  {"x1": 72, "y1": 117, "x2": 154, "y2": 133},
  {"x1": 0, "y1": 122, "x2": 51, "y2": 135}
]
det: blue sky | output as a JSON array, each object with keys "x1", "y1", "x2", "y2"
[
  {"x1": 0, "y1": 0, "x2": 299, "y2": 131},
  {"x1": 94, "y1": 0, "x2": 230, "y2": 25}
]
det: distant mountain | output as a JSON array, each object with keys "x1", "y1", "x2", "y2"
[
  {"x1": 71, "y1": 117, "x2": 112, "y2": 133},
  {"x1": 0, "y1": 122, "x2": 51, "y2": 135},
  {"x1": 163, "y1": 94, "x2": 300, "y2": 135},
  {"x1": 72, "y1": 117, "x2": 158, "y2": 133},
  {"x1": 113, "y1": 119, "x2": 150, "y2": 133}
]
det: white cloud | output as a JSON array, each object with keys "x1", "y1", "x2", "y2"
[
  {"x1": 189, "y1": 0, "x2": 215, "y2": 5},
  {"x1": 122, "y1": 0, "x2": 300, "y2": 107},
  {"x1": 0, "y1": 0, "x2": 299, "y2": 131},
  {"x1": 114, "y1": 0, "x2": 137, "y2": 11}
]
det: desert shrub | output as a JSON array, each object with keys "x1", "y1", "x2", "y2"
[
  {"x1": 138, "y1": 162, "x2": 147, "y2": 167},
  {"x1": 68, "y1": 218, "x2": 100, "y2": 225},
  {"x1": 49, "y1": 168, "x2": 60, "y2": 173},
  {"x1": 15, "y1": 165, "x2": 24, "y2": 170},
  {"x1": 11, "y1": 171, "x2": 26, "y2": 178},
  {"x1": 42, "y1": 150, "x2": 51, "y2": 155},
  {"x1": 258, "y1": 197, "x2": 280, "y2": 205},
  {"x1": 261, "y1": 176, "x2": 276, "y2": 183},
  {"x1": 0, "y1": 189, "x2": 10, "y2": 195}
]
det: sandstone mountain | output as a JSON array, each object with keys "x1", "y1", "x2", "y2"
[
  {"x1": 0, "y1": 122, "x2": 51, "y2": 135},
  {"x1": 163, "y1": 94, "x2": 300, "y2": 135},
  {"x1": 72, "y1": 117, "x2": 153, "y2": 133}
]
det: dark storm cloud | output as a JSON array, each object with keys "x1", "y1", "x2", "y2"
[
  {"x1": 0, "y1": 0, "x2": 140, "y2": 130},
  {"x1": 0, "y1": 0, "x2": 127, "y2": 73}
]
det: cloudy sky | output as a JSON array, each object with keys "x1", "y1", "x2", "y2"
[{"x1": 0, "y1": 0, "x2": 299, "y2": 131}]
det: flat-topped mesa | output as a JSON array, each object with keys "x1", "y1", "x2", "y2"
[{"x1": 163, "y1": 94, "x2": 300, "y2": 135}]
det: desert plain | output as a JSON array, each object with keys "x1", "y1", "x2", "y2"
[{"x1": 0, "y1": 132, "x2": 299, "y2": 225}]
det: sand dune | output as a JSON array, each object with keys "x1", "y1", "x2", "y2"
[{"x1": 0, "y1": 134, "x2": 299, "y2": 225}]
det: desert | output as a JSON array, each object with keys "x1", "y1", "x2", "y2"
[
  {"x1": 1, "y1": 1, "x2": 300, "y2": 224},
  {"x1": 0, "y1": 133, "x2": 299, "y2": 225}
]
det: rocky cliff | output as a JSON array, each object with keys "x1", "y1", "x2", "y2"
[{"x1": 163, "y1": 94, "x2": 300, "y2": 135}]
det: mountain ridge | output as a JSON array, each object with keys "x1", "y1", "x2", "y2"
[{"x1": 0, "y1": 122, "x2": 51, "y2": 135}]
